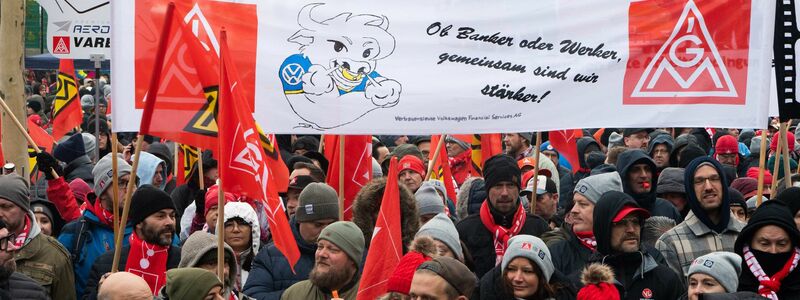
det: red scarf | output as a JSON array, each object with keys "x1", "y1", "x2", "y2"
[
  {"x1": 479, "y1": 201, "x2": 526, "y2": 265},
  {"x1": 12, "y1": 216, "x2": 31, "y2": 249},
  {"x1": 574, "y1": 231, "x2": 596, "y2": 251},
  {"x1": 86, "y1": 199, "x2": 115, "y2": 227},
  {"x1": 125, "y1": 232, "x2": 169, "y2": 295},
  {"x1": 744, "y1": 245, "x2": 800, "y2": 300}
]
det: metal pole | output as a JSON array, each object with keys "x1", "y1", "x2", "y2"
[{"x1": 90, "y1": 54, "x2": 105, "y2": 163}]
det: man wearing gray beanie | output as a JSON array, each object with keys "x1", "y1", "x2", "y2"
[
  {"x1": 416, "y1": 213, "x2": 463, "y2": 261},
  {"x1": 686, "y1": 251, "x2": 742, "y2": 299},
  {"x1": 245, "y1": 182, "x2": 340, "y2": 299},
  {"x1": 0, "y1": 174, "x2": 76, "y2": 299},
  {"x1": 503, "y1": 132, "x2": 534, "y2": 160},
  {"x1": 282, "y1": 221, "x2": 364, "y2": 300},
  {"x1": 549, "y1": 172, "x2": 623, "y2": 280},
  {"x1": 415, "y1": 185, "x2": 445, "y2": 225}
]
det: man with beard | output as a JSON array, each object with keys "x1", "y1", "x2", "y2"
[
  {"x1": 0, "y1": 174, "x2": 75, "y2": 299},
  {"x1": 592, "y1": 191, "x2": 683, "y2": 300},
  {"x1": 503, "y1": 132, "x2": 534, "y2": 160},
  {"x1": 84, "y1": 185, "x2": 181, "y2": 299},
  {"x1": 0, "y1": 220, "x2": 48, "y2": 299},
  {"x1": 734, "y1": 200, "x2": 800, "y2": 299},
  {"x1": 656, "y1": 157, "x2": 744, "y2": 285},
  {"x1": 616, "y1": 149, "x2": 682, "y2": 222},
  {"x1": 56, "y1": 153, "x2": 134, "y2": 299},
  {"x1": 282, "y1": 221, "x2": 364, "y2": 300}
]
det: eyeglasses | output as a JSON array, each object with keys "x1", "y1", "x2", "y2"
[
  {"x1": 693, "y1": 175, "x2": 721, "y2": 186},
  {"x1": 0, "y1": 233, "x2": 17, "y2": 252},
  {"x1": 613, "y1": 218, "x2": 641, "y2": 228}
]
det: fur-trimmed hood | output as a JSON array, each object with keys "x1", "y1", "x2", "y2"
[{"x1": 352, "y1": 177, "x2": 419, "y2": 249}]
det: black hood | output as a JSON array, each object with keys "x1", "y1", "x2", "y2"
[
  {"x1": 593, "y1": 191, "x2": 642, "y2": 255},
  {"x1": 615, "y1": 149, "x2": 658, "y2": 209},
  {"x1": 647, "y1": 134, "x2": 674, "y2": 157},
  {"x1": 669, "y1": 134, "x2": 699, "y2": 167},
  {"x1": 684, "y1": 157, "x2": 730, "y2": 234},
  {"x1": 735, "y1": 200, "x2": 800, "y2": 255},
  {"x1": 690, "y1": 128, "x2": 713, "y2": 154},
  {"x1": 577, "y1": 137, "x2": 601, "y2": 169}
]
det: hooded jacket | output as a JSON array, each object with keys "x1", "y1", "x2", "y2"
[
  {"x1": 592, "y1": 191, "x2": 684, "y2": 300},
  {"x1": 648, "y1": 134, "x2": 674, "y2": 172},
  {"x1": 135, "y1": 151, "x2": 167, "y2": 190},
  {"x1": 63, "y1": 155, "x2": 95, "y2": 185},
  {"x1": 223, "y1": 202, "x2": 261, "y2": 287},
  {"x1": 244, "y1": 218, "x2": 319, "y2": 300},
  {"x1": 178, "y1": 231, "x2": 241, "y2": 299},
  {"x1": 352, "y1": 177, "x2": 419, "y2": 250},
  {"x1": 669, "y1": 134, "x2": 699, "y2": 167},
  {"x1": 574, "y1": 137, "x2": 601, "y2": 183},
  {"x1": 655, "y1": 157, "x2": 744, "y2": 285},
  {"x1": 16, "y1": 208, "x2": 77, "y2": 300},
  {"x1": 616, "y1": 149, "x2": 682, "y2": 222},
  {"x1": 146, "y1": 143, "x2": 176, "y2": 193}
]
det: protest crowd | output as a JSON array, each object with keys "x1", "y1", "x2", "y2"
[{"x1": 1, "y1": 69, "x2": 798, "y2": 300}]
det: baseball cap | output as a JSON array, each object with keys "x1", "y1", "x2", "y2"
[
  {"x1": 522, "y1": 175, "x2": 557, "y2": 196},
  {"x1": 416, "y1": 257, "x2": 477, "y2": 297},
  {"x1": 288, "y1": 175, "x2": 316, "y2": 191},
  {"x1": 612, "y1": 204, "x2": 650, "y2": 223}
]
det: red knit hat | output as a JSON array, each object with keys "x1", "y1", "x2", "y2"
[
  {"x1": 577, "y1": 264, "x2": 620, "y2": 300},
  {"x1": 399, "y1": 155, "x2": 425, "y2": 177},
  {"x1": 204, "y1": 184, "x2": 237, "y2": 216},
  {"x1": 746, "y1": 167, "x2": 773, "y2": 185},
  {"x1": 577, "y1": 282, "x2": 620, "y2": 300},
  {"x1": 385, "y1": 251, "x2": 432, "y2": 294},
  {"x1": 770, "y1": 131, "x2": 796, "y2": 152}
]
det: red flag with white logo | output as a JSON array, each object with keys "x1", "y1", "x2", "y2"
[
  {"x1": 324, "y1": 135, "x2": 373, "y2": 220},
  {"x1": 548, "y1": 129, "x2": 583, "y2": 174},
  {"x1": 356, "y1": 157, "x2": 402, "y2": 300},
  {"x1": 217, "y1": 30, "x2": 299, "y2": 271}
]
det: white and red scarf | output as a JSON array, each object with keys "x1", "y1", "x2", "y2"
[
  {"x1": 12, "y1": 216, "x2": 31, "y2": 249},
  {"x1": 125, "y1": 232, "x2": 169, "y2": 295},
  {"x1": 479, "y1": 201, "x2": 526, "y2": 265},
  {"x1": 574, "y1": 231, "x2": 596, "y2": 251},
  {"x1": 744, "y1": 245, "x2": 800, "y2": 300}
]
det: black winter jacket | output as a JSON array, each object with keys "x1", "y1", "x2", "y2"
[
  {"x1": 616, "y1": 149, "x2": 682, "y2": 222},
  {"x1": 0, "y1": 272, "x2": 49, "y2": 300},
  {"x1": 83, "y1": 245, "x2": 181, "y2": 300},
  {"x1": 456, "y1": 202, "x2": 550, "y2": 278},
  {"x1": 243, "y1": 219, "x2": 316, "y2": 300},
  {"x1": 476, "y1": 264, "x2": 576, "y2": 300},
  {"x1": 64, "y1": 155, "x2": 94, "y2": 185}
]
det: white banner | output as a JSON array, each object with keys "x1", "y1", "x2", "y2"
[
  {"x1": 37, "y1": 0, "x2": 111, "y2": 59},
  {"x1": 113, "y1": 0, "x2": 775, "y2": 134}
]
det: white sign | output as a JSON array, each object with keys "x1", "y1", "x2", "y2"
[
  {"x1": 37, "y1": 0, "x2": 111, "y2": 60},
  {"x1": 112, "y1": 0, "x2": 775, "y2": 134}
]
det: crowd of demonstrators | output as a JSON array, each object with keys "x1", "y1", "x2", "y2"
[{"x1": 13, "y1": 81, "x2": 800, "y2": 300}]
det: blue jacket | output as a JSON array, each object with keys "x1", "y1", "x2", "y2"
[
  {"x1": 58, "y1": 210, "x2": 133, "y2": 299},
  {"x1": 243, "y1": 218, "x2": 316, "y2": 300}
]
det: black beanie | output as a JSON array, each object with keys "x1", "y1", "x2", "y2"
[
  {"x1": 678, "y1": 145, "x2": 707, "y2": 168},
  {"x1": 54, "y1": 134, "x2": 86, "y2": 163},
  {"x1": 735, "y1": 200, "x2": 800, "y2": 255},
  {"x1": 26, "y1": 100, "x2": 42, "y2": 113},
  {"x1": 129, "y1": 185, "x2": 176, "y2": 225},
  {"x1": 483, "y1": 154, "x2": 520, "y2": 191},
  {"x1": 776, "y1": 187, "x2": 800, "y2": 217}
]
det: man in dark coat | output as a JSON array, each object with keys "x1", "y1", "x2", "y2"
[
  {"x1": 53, "y1": 134, "x2": 95, "y2": 184},
  {"x1": 591, "y1": 191, "x2": 684, "y2": 300},
  {"x1": 244, "y1": 183, "x2": 339, "y2": 300},
  {"x1": 456, "y1": 154, "x2": 550, "y2": 278},
  {"x1": 616, "y1": 149, "x2": 682, "y2": 222},
  {"x1": 0, "y1": 220, "x2": 48, "y2": 299}
]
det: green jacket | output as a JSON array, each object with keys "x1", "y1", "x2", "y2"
[
  {"x1": 280, "y1": 277, "x2": 359, "y2": 300},
  {"x1": 15, "y1": 212, "x2": 76, "y2": 300}
]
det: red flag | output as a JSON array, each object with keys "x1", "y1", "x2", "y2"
[
  {"x1": 27, "y1": 118, "x2": 56, "y2": 152},
  {"x1": 255, "y1": 125, "x2": 290, "y2": 193},
  {"x1": 356, "y1": 157, "x2": 402, "y2": 300},
  {"x1": 324, "y1": 135, "x2": 373, "y2": 220},
  {"x1": 51, "y1": 59, "x2": 83, "y2": 140},
  {"x1": 548, "y1": 129, "x2": 583, "y2": 174},
  {"x1": 138, "y1": 4, "x2": 218, "y2": 150},
  {"x1": 176, "y1": 144, "x2": 199, "y2": 186},
  {"x1": 471, "y1": 133, "x2": 502, "y2": 174},
  {"x1": 217, "y1": 30, "x2": 300, "y2": 271},
  {"x1": 429, "y1": 135, "x2": 458, "y2": 203}
]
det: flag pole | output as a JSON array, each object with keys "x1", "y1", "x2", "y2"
[
  {"x1": 756, "y1": 129, "x2": 769, "y2": 206},
  {"x1": 318, "y1": 135, "x2": 325, "y2": 152},
  {"x1": 110, "y1": 133, "x2": 120, "y2": 272},
  {"x1": 216, "y1": 178, "x2": 225, "y2": 285},
  {"x1": 530, "y1": 132, "x2": 542, "y2": 215},
  {"x1": 338, "y1": 135, "x2": 345, "y2": 220},
  {"x1": 0, "y1": 95, "x2": 59, "y2": 179},
  {"x1": 112, "y1": 2, "x2": 175, "y2": 272},
  {"x1": 772, "y1": 126, "x2": 784, "y2": 189},
  {"x1": 198, "y1": 147, "x2": 205, "y2": 190},
  {"x1": 781, "y1": 121, "x2": 793, "y2": 189},
  {"x1": 427, "y1": 135, "x2": 445, "y2": 180},
  {"x1": 173, "y1": 143, "x2": 180, "y2": 180}
]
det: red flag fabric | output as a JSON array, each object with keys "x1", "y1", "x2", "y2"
[
  {"x1": 429, "y1": 135, "x2": 458, "y2": 203},
  {"x1": 356, "y1": 157, "x2": 402, "y2": 300},
  {"x1": 51, "y1": 59, "x2": 83, "y2": 140},
  {"x1": 470, "y1": 133, "x2": 502, "y2": 174},
  {"x1": 255, "y1": 125, "x2": 290, "y2": 193},
  {"x1": 217, "y1": 31, "x2": 300, "y2": 271},
  {"x1": 548, "y1": 129, "x2": 583, "y2": 174},
  {"x1": 324, "y1": 135, "x2": 373, "y2": 220},
  {"x1": 27, "y1": 118, "x2": 56, "y2": 152},
  {"x1": 138, "y1": 4, "x2": 218, "y2": 150}
]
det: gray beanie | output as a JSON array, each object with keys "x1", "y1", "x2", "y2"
[
  {"x1": 750, "y1": 135, "x2": 767, "y2": 157},
  {"x1": 518, "y1": 133, "x2": 534, "y2": 144},
  {"x1": 422, "y1": 180, "x2": 448, "y2": 200},
  {"x1": 92, "y1": 153, "x2": 132, "y2": 197},
  {"x1": 608, "y1": 132, "x2": 624, "y2": 148},
  {"x1": 81, "y1": 94, "x2": 94, "y2": 109},
  {"x1": 688, "y1": 251, "x2": 742, "y2": 293},
  {"x1": 656, "y1": 167, "x2": 685, "y2": 195},
  {"x1": 81, "y1": 133, "x2": 98, "y2": 161},
  {"x1": 746, "y1": 195, "x2": 769, "y2": 209},
  {"x1": 318, "y1": 221, "x2": 365, "y2": 268},
  {"x1": 573, "y1": 172, "x2": 623, "y2": 204},
  {"x1": 501, "y1": 235, "x2": 554, "y2": 282},
  {"x1": 0, "y1": 174, "x2": 31, "y2": 211},
  {"x1": 415, "y1": 186, "x2": 445, "y2": 217},
  {"x1": 445, "y1": 135, "x2": 470, "y2": 151},
  {"x1": 296, "y1": 183, "x2": 340, "y2": 222},
  {"x1": 416, "y1": 213, "x2": 463, "y2": 260}
]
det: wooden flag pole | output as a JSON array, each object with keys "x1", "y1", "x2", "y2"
[
  {"x1": 772, "y1": 126, "x2": 784, "y2": 189},
  {"x1": 198, "y1": 147, "x2": 205, "y2": 190},
  {"x1": 110, "y1": 133, "x2": 121, "y2": 272},
  {"x1": 111, "y1": 136, "x2": 146, "y2": 272},
  {"x1": 318, "y1": 135, "x2": 325, "y2": 153},
  {"x1": 338, "y1": 135, "x2": 345, "y2": 220},
  {"x1": 781, "y1": 121, "x2": 793, "y2": 189},
  {"x1": 217, "y1": 178, "x2": 225, "y2": 285},
  {"x1": 427, "y1": 135, "x2": 446, "y2": 180},
  {"x1": 173, "y1": 143, "x2": 180, "y2": 180},
  {"x1": 0, "y1": 96, "x2": 59, "y2": 179},
  {"x1": 530, "y1": 132, "x2": 542, "y2": 215},
  {"x1": 756, "y1": 129, "x2": 769, "y2": 206}
]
